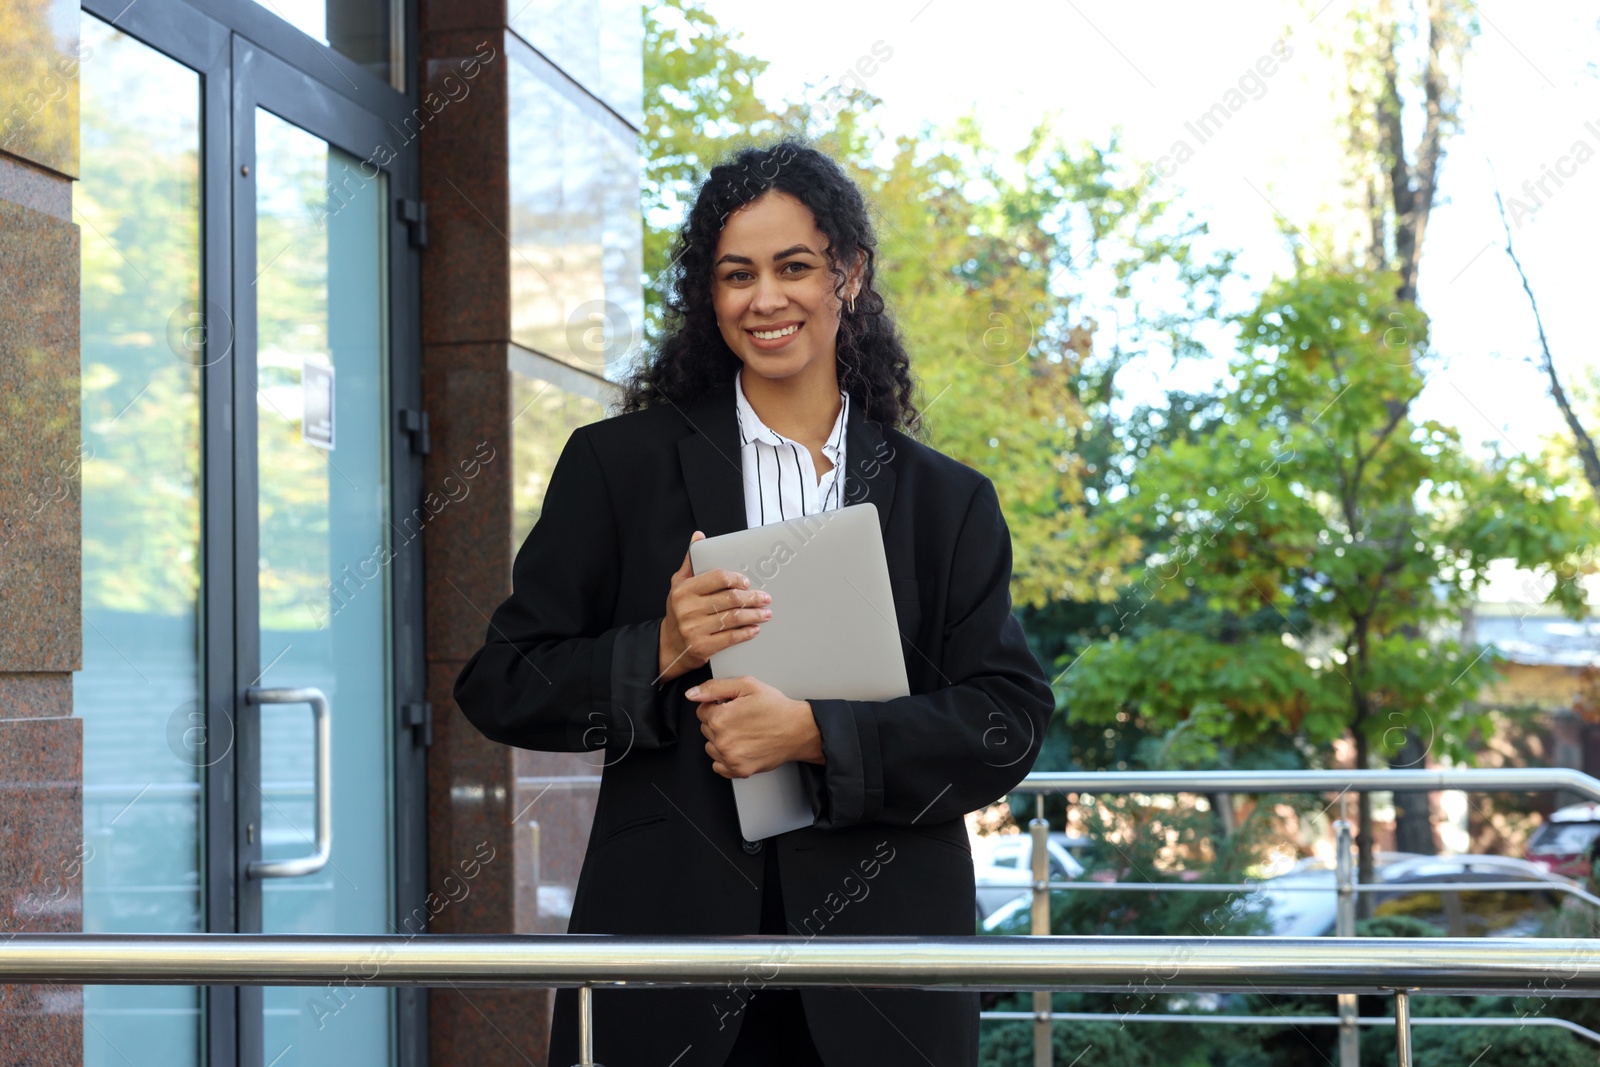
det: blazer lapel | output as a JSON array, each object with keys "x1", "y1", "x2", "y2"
[
  {"x1": 676, "y1": 375, "x2": 899, "y2": 541},
  {"x1": 843, "y1": 392, "x2": 897, "y2": 544},
  {"x1": 676, "y1": 377, "x2": 748, "y2": 537}
]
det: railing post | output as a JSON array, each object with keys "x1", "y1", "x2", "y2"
[
  {"x1": 573, "y1": 982, "x2": 603, "y2": 1067},
  {"x1": 1393, "y1": 988, "x2": 1413, "y2": 1067},
  {"x1": 1335, "y1": 817, "x2": 1358, "y2": 1067},
  {"x1": 1031, "y1": 795, "x2": 1052, "y2": 1067}
]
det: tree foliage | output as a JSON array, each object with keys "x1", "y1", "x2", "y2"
[{"x1": 1062, "y1": 261, "x2": 1592, "y2": 883}]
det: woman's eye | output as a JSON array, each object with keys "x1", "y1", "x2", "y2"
[{"x1": 726, "y1": 263, "x2": 809, "y2": 283}]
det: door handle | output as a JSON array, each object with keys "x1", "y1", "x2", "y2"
[{"x1": 246, "y1": 685, "x2": 332, "y2": 879}]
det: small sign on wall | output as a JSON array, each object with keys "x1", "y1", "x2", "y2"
[{"x1": 302, "y1": 358, "x2": 335, "y2": 451}]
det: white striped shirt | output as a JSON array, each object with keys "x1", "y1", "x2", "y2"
[{"x1": 733, "y1": 369, "x2": 849, "y2": 528}]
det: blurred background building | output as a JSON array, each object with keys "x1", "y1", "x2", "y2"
[{"x1": 0, "y1": 0, "x2": 641, "y2": 1064}]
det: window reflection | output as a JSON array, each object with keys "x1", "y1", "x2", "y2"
[
  {"x1": 76, "y1": 15, "x2": 204, "y2": 1067},
  {"x1": 510, "y1": 370, "x2": 607, "y2": 559},
  {"x1": 507, "y1": 37, "x2": 643, "y2": 381},
  {"x1": 508, "y1": 0, "x2": 644, "y2": 127},
  {"x1": 509, "y1": 368, "x2": 609, "y2": 936},
  {"x1": 253, "y1": 0, "x2": 403, "y2": 91}
]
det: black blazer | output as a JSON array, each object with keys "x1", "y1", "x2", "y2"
[{"x1": 453, "y1": 373, "x2": 1054, "y2": 1067}]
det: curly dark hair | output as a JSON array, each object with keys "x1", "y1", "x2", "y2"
[{"x1": 619, "y1": 138, "x2": 922, "y2": 436}]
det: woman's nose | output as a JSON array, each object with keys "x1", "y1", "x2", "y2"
[{"x1": 751, "y1": 273, "x2": 787, "y2": 313}]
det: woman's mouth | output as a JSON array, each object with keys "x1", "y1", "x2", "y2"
[{"x1": 746, "y1": 321, "x2": 803, "y2": 351}]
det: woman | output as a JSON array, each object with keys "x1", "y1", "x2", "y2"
[{"x1": 453, "y1": 139, "x2": 1054, "y2": 1067}]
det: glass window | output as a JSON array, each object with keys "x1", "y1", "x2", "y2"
[
  {"x1": 76, "y1": 15, "x2": 204, "y2": 1066},
  {"x1": 508, "y1": 0, "x2": 643, "y2": 127},
  {"x1": 1533, "y1": 822, "x2": 1600, "y2": 856},
  {"x1": 507, "y1": 36, "x2": 643, "y2": 382},
  {"x1": 252, "y1": 0, "x2": 403, "y2": 91},
  {"x1": 508, "y1": 367, "x2": 609, "y2": 934},
  {"x1": 510, "y1": 369, "x2": 608, "y2": 562}
]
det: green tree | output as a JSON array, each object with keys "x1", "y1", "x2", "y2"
[
  {"x1": 1062, "y1": 263, "x2": 1592, "y2": 894},
  {"x1": 640, "y1": 0, "x2": 784, "y2": 346},
  {"x1": 822, "y1": 119, "x2": 1234, "y2": 611},
  {"x1": 1321, "y1": 0, "x2": 1477, "y2": 303},
  {"x1": 1325, "y1": 0, "x2": 1483, "y2": 852}
]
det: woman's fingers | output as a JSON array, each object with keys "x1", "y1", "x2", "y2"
[
  {"x1": 661, "y1": 533, "x2": 715, "y2": 677},
  {"x1": 684, "y1": 623, "x2": 757, "y2": 667},
  {"x1": 664, "y1": 535, "x2": 775, "y2": 672},
  {"x1": 702, "y1": 581, "x2": 770, "y2": 617},
  {"x1": 698, "y1": 612, "x2": 761, "y2": 653},
  {"x1": 711, "y1": 606, "x2": 768, "y2": 631},
  {"x1": 673, "y1": 530, "x2": 704, "y2": 583},
  {"x1": 685, "y1": 567, "x2": 749, "y2": 600}
]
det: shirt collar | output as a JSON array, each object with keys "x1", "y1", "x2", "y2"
[{"x1": 733, "y1": 369, "x2": 849, "y2": 458}]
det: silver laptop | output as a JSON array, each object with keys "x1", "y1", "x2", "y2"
[{"x1": 688, "y1": 502, "x2": 910, "y2": 840}]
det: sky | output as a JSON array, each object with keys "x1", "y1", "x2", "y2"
[{"x1": 695, "y1": 0, "x2": 1600, "y2": 463}]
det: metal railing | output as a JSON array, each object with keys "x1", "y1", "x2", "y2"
[
  {"x1": 4, "y1": 933, "x2": 1600, "y2": 1066},
  {"x1": 979, "y1": 1009, "x2": 1600, "y2": 1045},
  {"x1": 989, "y1": 768, "x2": 1600, "y2": 1066},
  {"x1": 1014, "y1": 767, "x2": 1600, "y2": 800},
  {"x1": 12, "y1": 768, "x2": 1600, "y2": 1065}
]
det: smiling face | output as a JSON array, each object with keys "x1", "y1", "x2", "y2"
[{"x1": 711, "y1": 190, "x2": 860, "y2": 388}]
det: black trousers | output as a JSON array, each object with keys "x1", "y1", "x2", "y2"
[{"x1": 721, "y1": 845, "x2": 826, "y2": 1066}]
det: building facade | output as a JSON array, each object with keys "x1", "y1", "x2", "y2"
[{"x1": 0, "y1": 0, "x2": 641, "y2": 1063}]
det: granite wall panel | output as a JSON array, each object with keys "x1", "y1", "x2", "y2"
[
  {"x1": 0, "y1": 0, "x2": 82, "y2": 179},
  {"x1": 0, "y1": 151, "x2": 71, "y2": 220},
  {"x1": 0, "y1": 673, "x2": 73, "y2": 718},
  {"x1": 0, "y1": 716, "x2": 84, "y2": 1067},
  {"x1": 0, "y1": 9, "x2": 85, "y2": 1061},
  {"x1": 419, "y1": 3, "x2": 547, "y2": 1063},
  {"x1": 0, "y1": 196, "x2": 81, "y2": 673},
  {"x1": 419, "y1": 30, "x2": 510, "y2": 347}
]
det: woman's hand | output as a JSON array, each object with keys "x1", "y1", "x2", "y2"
[
  {"x1": 656, "y1": 531, "x2": 772, "y2": 684},
  {"x1": 686, "y1": 675, "x2": 824, "y2": 778}
]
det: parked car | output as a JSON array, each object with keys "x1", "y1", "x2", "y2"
[
  {"x1": 970, "y1": 834, "x2": 1085, "y2": 922},
  {"x1": 981, "y1": 851, "x2": 1576, "y2": 936},
  {"x1": 1252, "y1": 852, "x2": 1573, "y2": 937},
  {"x1": 1526, "y1": 802, "x2": 1600, "y2": 880}
]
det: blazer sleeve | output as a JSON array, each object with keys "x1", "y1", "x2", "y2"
[
  {"x1": 794, "y1": 476, "x2": 1054, "y2": 829},
  {"x1": 452, "y1": 425, "x2": 683, "y2": 754}
]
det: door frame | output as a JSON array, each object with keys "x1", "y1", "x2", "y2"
[{"x1": 77, "y1": 3, "x2": 428, "y2": 1066}]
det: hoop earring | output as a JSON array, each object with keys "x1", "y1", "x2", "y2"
[{"x1": 846, "y1": 294, "x2": 856, "y2": 314}]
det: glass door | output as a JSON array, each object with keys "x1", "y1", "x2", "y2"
[
  {"x1": 250, "y1": 110, "x2": 394, "y2": 1066},
  {"x1": 77, "y1": 2, "x2": 426, "y2": 1063},
  {"x1": 232, "y1": 37, "x2": 402, "y2": 1067}
]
